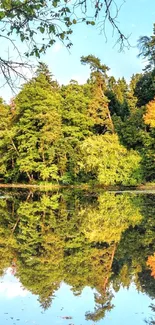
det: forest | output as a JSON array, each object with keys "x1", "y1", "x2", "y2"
[{"x1": 0, "y1": 46, "x2": 155, "y2": 186}]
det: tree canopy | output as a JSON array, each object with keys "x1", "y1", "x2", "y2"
[
  {"x1": 0, "y1": 51, "x2": 155, "y2": 185},
  {"x1": 1, "y1": 55, "x2": 153, "y2": 186}
]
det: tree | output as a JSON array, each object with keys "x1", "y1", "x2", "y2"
[
  {"x1": 144, "y1": 98, "x2": 155, "y2": 128},
  {"x1": 0, "y1": 1, "x2": 129, "y2": 87},
  {"x1": 115, "y1": 108, "x2": 147, "y2": 150},
  {"x1": 106, "y1": 76, "x2": 133, "y2": 119},
  {"x1": 0, "y1": 98, "x2": 18, "y2": 182},
  {"x1": 138, "y1": 24, "x2": 155, "y2": 71},
  {"x1": 59, "y1": 82, "x2": 93, "y2": 181},
  {"x1": 81, "y1": 55, "x2": 114, "y2": 133},
  {"x1": 140, "y1": 98, "x2": 155, "y2": 181},
  {"x1": 79, "y1": 134, "x2": 142, "y2": 186},
  {"x1": 60, "y1": 82, "x2": 92, "y2": 141},
  {"x1": 134, "y1": 71, "x2": 155, "y2": 107},
  {"x1": 12, "y1": 65, "x2": 62, "y2": 182},
  {"x1": 137, "y1": 25, "x2": 155, "y2": 109}
]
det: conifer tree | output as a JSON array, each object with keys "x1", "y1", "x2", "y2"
[{"x1": 81, "y1": 55, "x2": 115, "y2": 134}]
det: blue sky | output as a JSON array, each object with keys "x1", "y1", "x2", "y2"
[
  {"x1": 0, "y1": 270, "x2": 155, "y2": 325},
  {"x1": 0, "y1": 0, "x2": 155, "y2": 101}
]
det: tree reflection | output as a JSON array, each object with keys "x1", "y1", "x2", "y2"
[
  {"x1": 145, "y1": 304, "x2": 155, "y2": 325},
  {"x1": 0, "y1": 190, "x2": 155, "y2": 320},
  {"x1": 86, "y1": 291, "x2": 114, "y2": 322}
]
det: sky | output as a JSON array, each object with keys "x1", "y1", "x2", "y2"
[
  {"x1": 0, "y1": 0, "x2": 155, "y2": 101},
  {"x1": 0, "y1": 270, "x2": 155, "y2": 325}
]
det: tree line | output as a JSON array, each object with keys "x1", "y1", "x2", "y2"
[{"x1": 0, "y1": 51, "x2": 155, "y2": 185}]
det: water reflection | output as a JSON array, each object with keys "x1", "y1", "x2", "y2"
[{"x1": 0, "y1": 190, "x2": 155, "y2": 324}]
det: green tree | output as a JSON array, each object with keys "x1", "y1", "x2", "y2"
[
  {"x1": 106, "y1": 77, "x2": 131, "y2": 120},
  {"x1": 115, "y1": 107, "x2": 147, "y2": 150},
  {"x1": 0, "y1": 98, "x2": 19, "y2": 181},
  {"x1": 134, "y1": 71, "x2": 155, "y2": 107},
  {"x1": 142, "y1": 100, "x2": 155, "y2": 181},
  {"x1": 81, "y1": 55, "x2": 115, "y2": 134},
  {"x1": 79, "y1": 134, "x2": 142, "y2": 185},
  {"x1": 59, "y1": 82, "x2": 93, "y2": 181},
  {"x1": 60, "y1": 82, "x2": 92, "y2": 141},
  {"x1": 13, "y1": 66, "x2": 62, "y2": 182}
]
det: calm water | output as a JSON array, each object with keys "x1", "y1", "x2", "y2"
[{"x1": 0, "y1": 189, "x2": 155, "y2": 325}]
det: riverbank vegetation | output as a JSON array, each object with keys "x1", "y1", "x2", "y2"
[{"x1": 0, "y1": 47, "x2": 155, "y2": 186}]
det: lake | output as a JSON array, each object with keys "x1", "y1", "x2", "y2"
[{"x1": 0, "y1": 189, "x2": 155, "y2": 325}]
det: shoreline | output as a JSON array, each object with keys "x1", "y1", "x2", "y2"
[{"x1": 0, "y1": 183, "x2": 155, "y2": 191}]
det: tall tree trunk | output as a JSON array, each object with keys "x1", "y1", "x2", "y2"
[{"x1": 99, "y1": 83, "x2": 115, "y2": 134}]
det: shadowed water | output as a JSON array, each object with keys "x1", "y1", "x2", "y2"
[{"x1": 0, "y1": 189, "x2": 155, "y2": 324}]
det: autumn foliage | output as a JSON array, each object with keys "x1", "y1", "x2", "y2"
[
  {"x1": 144, "y1": 98, "x2": 155, "y2": 127},
  {"x1": 147, "y1": 254, "x2": 155, "y2": 278}
]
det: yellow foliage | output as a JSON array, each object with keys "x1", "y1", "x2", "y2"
[{"x1": 144, "y1": 99, "x2": 155, "y2": 127}]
